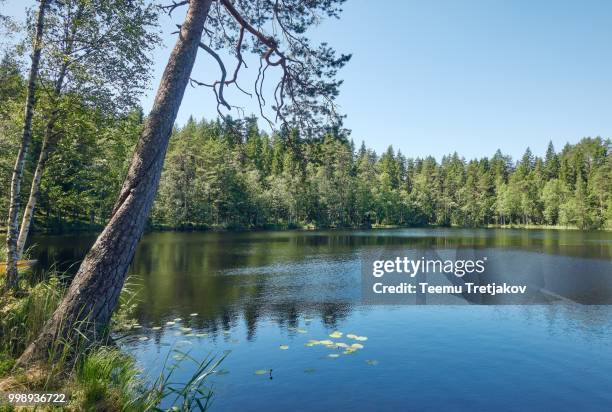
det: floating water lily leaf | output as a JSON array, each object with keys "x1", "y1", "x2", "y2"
[
  {"x1": 329, "y1": 331, "x2": 343, "y2": 338},
  {"x1": 180, "y1": 327, "x2": 192, "y2": 332},
  {"x1": 151, "y1": 326, "x2": 162, "y2": 331},
  {"x1": 185, "y1": 333, "x2": 195, "y2": 337},
  {"x1": 304, "y1": 318, "x2": 313, "y2": 323},
  {"x1": 196, "y1": 333, "x2": 208, "y2": 337},
  {"x1": 343, "y1": 349, "x2": 356, "y2": 355},
  {"x1": 279, "y1": 345, "x2": 289, "y2": 350},
  {"x1": 166, "y1": 321, "x2": 175, "y2": 326},
  {"x1": 189, "y1": 313, "x2": 198, "y2": 317},
  {"x1": 336, "y1": 342, "x2": 349, "y2": 348},
  {"x1": 328, "y1": 354, "x2": 340, "y2": 358},
  {"x1": 346, "y1": 334, "x2": 357, "y2": 339},
  {"x1": 355, "y1": 336, "x2": 368, "y2": 341},
  {"x1": 255, "y1": 369, "x2": 268, "y2": 375},
  {"x1": 307, "y1": 339, "x2": 320, "y2": 344},
  {"x1": 325, "y1": 344, "x2": 337, "y2": 349},
  {"x1": 350, "y1": 343, "x2": 364, "y2": 349},
  {"x1": 305, "y1": 342, "x2": 315, "y2": 347},
  {"x1": 138, "y1": 336, "x2": 148, "y2": 341},
  {"x1": 173, "y1": 318, "x2": 182, "y2": 322},
  {"x1": 365, "y1": 359, "x2": 379, "y2": 366},
  {"x1": 319, "y1": 340, "x2": 333, "y2": 346},
  {"x1": 297, "y1": 329, "x2": 307, "y2": 334}
]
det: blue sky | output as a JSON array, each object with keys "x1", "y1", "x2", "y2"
[{"x1": 4, "y1": 0, "x2": 612, "y2": 160}]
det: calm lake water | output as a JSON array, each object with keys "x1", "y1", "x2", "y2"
[{"x1": 31, "y1": 228, "x2": 612, "y2": 411}]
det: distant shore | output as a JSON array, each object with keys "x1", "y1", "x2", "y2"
[{"x1": 3, "y1": 222, "x2": 610, "y2": 237}]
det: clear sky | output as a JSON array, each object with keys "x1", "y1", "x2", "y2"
[{"x1": 3, "y1": 0, "x2": 612, "y2": 160}]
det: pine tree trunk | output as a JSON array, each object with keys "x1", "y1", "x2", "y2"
[
  {"x1": 16, "y1": 0, "x2": 212, "y2": 367},
  {"x1": 4, "y1": 0, "x2": 48, "y2": 292}
]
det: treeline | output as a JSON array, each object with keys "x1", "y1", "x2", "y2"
[
  {"x1": 152, "y1": 117, "x2": 611, "y2": 230},
  {"x1": 1, "y1": 58, "x2": 610, "y2": 232}
]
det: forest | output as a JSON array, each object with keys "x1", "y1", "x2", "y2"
[
  {"x1": 2, "y1": 52, "x2": 611, "y2": 233},
  {"x1": 1, "y1": 0, "x2": 611, "y2": 409}
]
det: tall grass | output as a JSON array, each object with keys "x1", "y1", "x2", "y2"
[
  {"x1": 0, "y1": 274, "x2": 66, "y2": 357},
  {"x1": 0, "y1": 272, "x2": 225, "y2": 411}
]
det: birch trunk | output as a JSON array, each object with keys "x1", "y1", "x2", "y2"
[
  {"x1": 15, "y1": 122, "x2": 58, "y2": 259},
  {"x1": 4, "y1": 0, "x2": 48, "y2": 292},
  {"x1": 16, "y1": 0, "x2": 212, "y2": 367}
]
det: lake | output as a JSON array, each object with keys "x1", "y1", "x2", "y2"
[{"x1": 31, "y1": 228, "x2": 612, "y2": 411}]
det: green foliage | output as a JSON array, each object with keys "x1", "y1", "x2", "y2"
[
  {"x1": 72, "y1": 347, "x2": 142, "y2": 411},
  {"x1": 0, "y1": 275, "x2": 65, "y2": 357},
  {"x1": 150, "y1": 120, "x2": 611, "y2": 230},
  {"x1": 0, "y1": 58, "x2": 609, "y2": 232}
]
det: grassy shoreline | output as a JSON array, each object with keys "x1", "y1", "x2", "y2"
[{"x1": 0, "y1": 271, "x2": 222, "y2": 411}]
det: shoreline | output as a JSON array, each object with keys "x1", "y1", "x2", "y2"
[{"x1": 6, "y1": 222, "x2": 609, "y2": 237}]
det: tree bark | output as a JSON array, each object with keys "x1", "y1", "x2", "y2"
[
  {"x1": 4, "y1": 0, "x2": 48, "y2": 292},
  {"x1": 15, "y1": 122, "x2": 58, "y2": 259},
  {"x1": 16, "y1": 0, "x2": 212, "y2": 367},
  {"x1": 15, "y1": 2, "x2": 81, "y2": 260},
  {"x1": 15, "y1": 71, "x2": 68, "y2": 260}
]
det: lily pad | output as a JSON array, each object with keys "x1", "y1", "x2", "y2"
[
  {"x1": 328, "y1": 354, "x2": 340, "y2": 358},
  {"x1": 336, "y1": 342, "x2": 349, "y2": 348},
  {"x1": 196, "y1": 333, "x2": 208, "y2": 337},
  {"x1": 180, "y1": 327, "x2": 193, "y2": 332},
  {"x1": 329, "y1": 331, "x2": 343, "y2": 338},
  {"x1": 173, "y1": 318, "x2": 182, "y2": 322},
  {"x1": 151, "y1": 326, "x2": 162, "y2": 331},
  {"x1": 189, "y1": 313, "x2": 198, "y2": 317},
  {"x1": 355, "y1": 336, "x2": 368, "y2": 341},
  {"x1": 255, "y1": 369, "x2": 269, "y2": 375},
  {"x1": 297, "y1": 328, "x2": 308, "y2": 334},
  {"x1": 350, "y1": 343, "x2": 364, "y2": 349},
  {"x1": 318, "y1": 339, "x2": 333, "y2": 345},
  {"x1": 279, "y1": 345, "x2": 289, "y2": 350},
  {"x1": 166, "y1": 321, "x2": 176, "y2": 326},
  {"x1": 138, "y1": 336, "x2": 148, "y2": 341}
]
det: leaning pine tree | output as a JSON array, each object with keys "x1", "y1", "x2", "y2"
[{"x1": 17, "y1": 0, "x2": 349, "y2": 366}]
